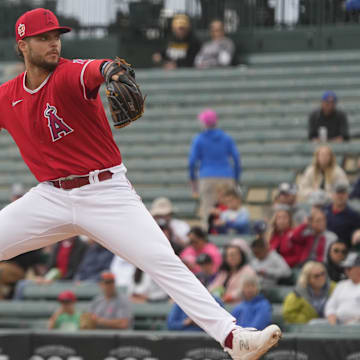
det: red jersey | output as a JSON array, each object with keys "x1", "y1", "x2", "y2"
[{"x1": 0, "y1": 58, "x2": 121, "y2": 182}]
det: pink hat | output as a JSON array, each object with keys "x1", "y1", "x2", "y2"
[{"x1": 198, "y1": 109, "x2": 218, "y2": 127}]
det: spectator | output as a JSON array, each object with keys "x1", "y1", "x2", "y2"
[
  {"x1": 46, "y1": 236, "x2": 88, "y2": 280},
  {"x1": 74, "y1": 240, "x2": 114, "y2": 282},
  {"x1": 13, "y1": 237, "x2": 89, "y2": 300},
  {"x1": 195, "y1": 20, "x2": 235, "y2": 68},
  {"x1": 89, "y1": 272, "x2": 132, "y2": 329},
  {"x1": 273, "y1": 182, "x2": 297, "y2": 208},
  {"x1": 230, "y1": 237, "x2": 254, "y2": 263},
  {"x1": 180, "y1": 227, "x2": 222, "y2": 274},
  {"x1": 286, "y1": 207, "x2": 337, "y2": 267},
  {"x1": 326, "y1": 241, "x2": 348, "y2": 283},
  {"x1": 324, "y1": 182, "x2": 360, "y2": 248},
  {"x1": 195, "y1": 253, "x2": 218, "y2": 287},
  {"x1": 152, "y1": 14, "x2": 201, "y2": 70},
  {"x1": 131, "y1": 268, "x2": 168, "y2": 303},
  {"x1": 208, "y1": 182, "x2": 232, "y2": 234},
  {"x1": 308, "y1": 91, "x2": 349, "y2": 142},
  {"x1": 267, "y1": 209, "x2": 297, "y2": 267},
  {"x1": 298, "y1": 145, "x2": 349, "y2": 202},
  {"x1": 167, "y1": 296, "x2": 224, "y2": 331},
  {"x1": 346, "y1": 0, "x2": 360, "y2": 11},
  {"x1": 231, "y1": 274, "x2": 272, "y2": 330},
  {"x1": 349, "y1": 159, "x2": 360, "y2": 200},
  {"x1": 273, "y1": 182, "x2": 307, "y2": 225},
  {"x1": 48, "y1": 291, "x2": 81, "y2": 331},
  {"x1": 252, "y1": 220, "x2": 268, "y2": 242},
  {"x1": 155, "y1": 217, "x2": 184, "y2": 255},
  {"x1": 325, "y1": 252, "x2": 360, "y2": 325},
  {"x1": 307, "y1": 189, "x2": 329, "y2": 208},
  {"x1": 188, "y1": 109, "x2": 240, "y2": 229},
  {"x1": 214, "y1": 189, "x2": 250, "y2": 235},
  {"x1": 251, "y1": 238, "x2": 292, "y2": 289},
  {"x1": 110, "y1": 256, "x2": 135, "y2": 295},
  {"x1": 0, "y1": 249, "x2": 47, "y2": 299},
  {"x1": 150, "y1": 197, "x2": 190, "y2": 248},
  {"x1": 351, "y1": 229, "x2": 360, "y2": 252},
  {"x1": 283, "y1": 261, "x2": 336, "y2": 324},
  {"x1": 209, "y1": 244, "x2": 255, "y2": 303}
]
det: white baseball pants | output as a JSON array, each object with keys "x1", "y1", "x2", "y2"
[{"x1": 0, "y1": 165, "x2": 235, "y2": 344}]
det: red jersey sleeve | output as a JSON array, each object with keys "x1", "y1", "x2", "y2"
[{"x1": 57, "y1": 58, "x2": 107, "y2": 101}]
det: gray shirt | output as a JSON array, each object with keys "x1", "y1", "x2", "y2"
[
  {"x1": 195, "y1": 37, "x2": 235, "y2": 68},
  {"x1": 90, "y1": 293, "x2": 132, "y2": 323},
  {"x1": 251, "y1": 250, "x2": 292, "y2": 289}
]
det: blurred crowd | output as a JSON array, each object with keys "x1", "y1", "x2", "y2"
[
  {"x1": 2, "y1": 123, "x2": 360, "y2": 331},
  {"x1": 1, "y1": 15, "x2": 359, "y2": 332},
  {"x1": 152, "y1": 15, "x2": 236, "y2": 70}
]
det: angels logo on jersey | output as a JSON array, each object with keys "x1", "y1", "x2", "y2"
[{"x1": 44, "y1": 103, "x2": 74, "y2": 142}]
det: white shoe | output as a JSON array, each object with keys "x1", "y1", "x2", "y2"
[{"x1": 225, "y1": 325, "x2": 282, "y2": 360}]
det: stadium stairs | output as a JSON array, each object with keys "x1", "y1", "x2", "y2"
[{"x1": 0, "y1": 50, "x2": 360, "y2": 220}]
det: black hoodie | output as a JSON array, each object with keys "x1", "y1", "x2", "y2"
[
  {"x1": 326, "y1": 245, "x2": 347, "y2": 282},
  {"x1": 162, "y1": 32, "x2": 201, "y2": 67}
]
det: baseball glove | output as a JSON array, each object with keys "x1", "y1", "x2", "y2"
[{"x1": 104, "y1": 57, "x2": 145, "y2": 129}]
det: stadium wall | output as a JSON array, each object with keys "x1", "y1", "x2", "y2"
[{"x1": 0, "y1": 330, "x2": 359, "y2": 360}]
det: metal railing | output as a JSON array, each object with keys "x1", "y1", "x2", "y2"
[{"x1": 0, "y1": 0, "x2": 358, "y2": 40}]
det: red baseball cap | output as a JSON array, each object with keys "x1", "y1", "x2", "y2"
[
  {"x1": 58, "y1": 290, "x2": 76, "y2": 302},
  {"x1": 15, "y1": 8, "x2": 71, "y2": 42}
]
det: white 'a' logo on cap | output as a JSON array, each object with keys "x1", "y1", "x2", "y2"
[{"x1": 18, "y1": 23, "x2": 25, "y2": 37}]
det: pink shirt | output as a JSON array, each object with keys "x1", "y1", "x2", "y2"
[
  {"x1": 180, "y1": 243, "x2": 222, "y2": 274},
  {"x1": 208, "y1": 265, "x2": 256, "y2": 303}
]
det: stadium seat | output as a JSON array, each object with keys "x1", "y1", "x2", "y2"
[
  {"x1": 21, "y1": 281, "x2": 126, "y2": 301},
  {"x1": 262, "y1": 286, "x2": 293, "y2": 303},
  {"x1": 1, "y1": 50, "x2": 360, "y2": 218}
]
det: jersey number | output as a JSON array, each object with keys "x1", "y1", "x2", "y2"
[{"x1": 44, "y1": 103, "x2": 74, "y2": 142}]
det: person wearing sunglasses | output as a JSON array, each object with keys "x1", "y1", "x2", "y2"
[
  {"x1": 283, "y1": 261, "x2": 336, "y2": 324},
  {"x1": 326, "y1": 241, "x2": 348, "y2": 282},
  {"x1": 325, "y1": 252, "x2": 360, "y2": 325}
]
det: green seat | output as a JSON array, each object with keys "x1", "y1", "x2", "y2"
[
  {"x1": 0, "y1": 300, "x2": 173, "y2": 331},
  {"x1": 22, "y1": 281, "x2": 126, "y2": 301},
  {"x1": 136, "y1": 186, "x2": 191, "y2": 202},
  {"x1": 208, "y1": 235, "x2": 253, "y2": 248},
  {"x1": 242, "y1": 171, "x2": 295, "y2": 187},
  {"x1": 262, "y1": 286, "x2": 293, "y2": 304},
  {"x1": 284, "y1": 323, "x2": 360, "y2": 334},
  {"x1": 271, "y1": 304, "x2": 284, "y2": 329}
]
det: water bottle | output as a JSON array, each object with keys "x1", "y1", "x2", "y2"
[{"x1": 319, "y1": 126, "x2": 328, "y2": 143}]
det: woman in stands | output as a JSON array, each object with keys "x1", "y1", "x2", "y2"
[
  {"x1": 298, "y1": 145, "x2": 348, "y2": 202},
  {"x1": 326, "y1": 241, "x2": 348, "y2": 282},
  {"x1": 208, "y1": 244, "x2": 255, "y2": 303},
  {"x1": 282, "y1": 261, "x2": 336, "y2": 324},
  {"x1": 267, "y1": 209, "x2": 297, "y2": 267}
]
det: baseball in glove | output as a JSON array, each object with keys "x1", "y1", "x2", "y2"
[{"x1": 103, "y1": 57, "x2": 145, "y2": 129}]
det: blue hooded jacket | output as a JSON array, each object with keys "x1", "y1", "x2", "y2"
[
  {"x1": 231, "y1": 294, "x2": 272, "y2": 330},
  {"x1": 188, "y1": 128, "x2": 241, "y2": 181}
]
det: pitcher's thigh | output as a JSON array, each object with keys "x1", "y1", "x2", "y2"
[{"x1": 0, "y1": 188, "x2": 75, "y2": 260}]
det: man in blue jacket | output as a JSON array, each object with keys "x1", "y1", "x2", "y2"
[
  {"x1": 188, "y1": 109, "x2": 241, "y2": 229},
  {"x1": 231, "y1": 274, "x2": 271, "y2": 330},
  {"x1": 325, "y1": 182, "x2": 360, "y2": 248}
]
